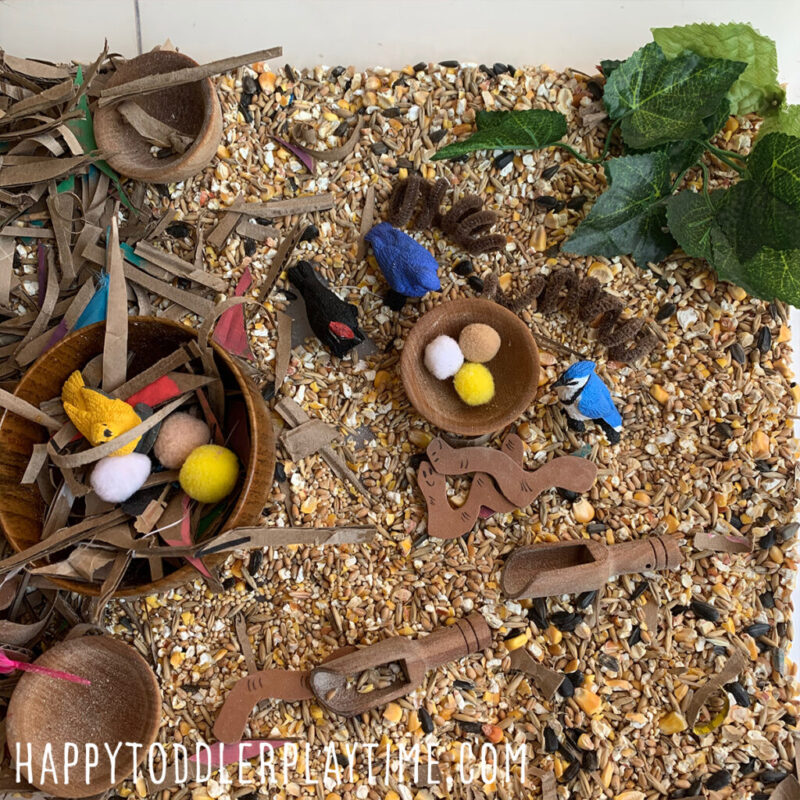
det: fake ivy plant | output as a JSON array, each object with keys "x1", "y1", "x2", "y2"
[{"x1": 432, "y1": 23, "x2": 800, "y2": 306}]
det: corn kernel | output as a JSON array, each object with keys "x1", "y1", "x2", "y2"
[
  {"x1": 573, "y1": 498, "x2": 595, "y2": 523},
  {"x1": 650, "y1": 384, "x2": 669, "y2": 405},
  {"x1": 575, "y1": 687, "x2": 602, "y2": 716},
  {"x1": 659, "y1": 711, "x2": 687, "y2": 734},
  {"x1": 749, "y1": 430, "x2": 770, "y2": 459},
  {"x1": 383, "y1": 702, "x2": 403, "y2": 724},
  {"x1": 482, "y1": 723, "x2": 504, "y2": 743},
  {"x1": 504, "y1": 632, "x2": 529, "y2": 651},
  {"x1": 546, "y1": 625, "x2": 562, "y2": 645}
]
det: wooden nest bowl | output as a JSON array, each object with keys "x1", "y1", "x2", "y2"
[
  {"x1": 0, "y1": 317, "x2": 275, "y2": 598},
  {"x1": 6, "y1": 636, "x2": 160, "y2": 798},
  {"x1": 94, "y1": 50, "x2": 222, "y2": 183},
  {"x1": 400, "y1": 298, "x2": 540, "y2": 437}
]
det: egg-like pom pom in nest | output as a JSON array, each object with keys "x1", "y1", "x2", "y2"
[
  {"x1": 424, "y1": 334, "x2": 464, "y2": 380},
  {"x1": 459, "y1": 323, "x2": 501, "y2": 363},
  {"x1": 179, "y1": 444, "x2": 239, "y2": 504},
  {"x1": 154, "y1": 412, "x2": 211, "y2": 469},
  {"x1": 453, "y1": 362, "x2": 495, "y2": 406},
  {"x1": 90, "y1": 453, "x2": 152, "y2": 504}
]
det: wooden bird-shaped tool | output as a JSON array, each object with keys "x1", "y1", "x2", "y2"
[{"x1": 61, "y1": 370, "x2": 141, "y2": 455}]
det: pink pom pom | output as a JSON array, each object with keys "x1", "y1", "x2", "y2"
[{"x1": 154, "y1": 412, "x2": 211, "y2": 469}]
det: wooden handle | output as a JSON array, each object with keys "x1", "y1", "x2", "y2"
[
  {"x1": 607, "y1": 536, "x2": 682, "y2": 579},
  {"x1": 419, "y1": 613, "x2": 491, "y2": 671}
]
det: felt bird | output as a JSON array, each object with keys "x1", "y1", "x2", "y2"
[
  {"x1": 287, "y1": 260, "x2": 365, "y2": 358},
  {"x1": 365, "y1": 222, "x2": 441, "y2": 310},
  {"x1": 552, "y1": 360, "x2": 622, "y2": 444},
  {"x1": 61, "y1": 370, "x2": 142, "y2": 456}
]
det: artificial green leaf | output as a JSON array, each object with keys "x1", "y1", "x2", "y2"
[
  {"x1": 759, "y1": 105, "x2": 800, "y2": 138},
  {"x1": 667, "y1": 184, "x2": 800, "y2": 306},
  {"x1": 653, "y1": 98, "x2": 731, "y2": 178},
  {"x1": 652, "y1": 22, "x2": 785, "y2": 115},
  {"x1": 603, "y1": 42, "x2": 746, "y2": 149},
  {"x1": 431, "y1": 109, "x2": 567, "y2": 161},
  {"x1": 715, "y1": 132, "x2": 800, "y2": 260},
  {"x1": 734, "y1": 247, "x2": 800, "y2": 305},
  {"x1": 666, "y1": 189, "x2": 740, "y2": 277},
  {"x1": 600, "y1": 59, "x2": 622, "y2": 78},
  {"x1": 564, "y1": 152, "x2": 675, "y2": 265}
]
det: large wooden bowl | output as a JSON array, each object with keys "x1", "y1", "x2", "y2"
[
  {"x1": 6, "y1": 636, "x2": 160, "y2": 798},
  {"x1": 94, "y1": 50, "x2": 222, "y2": 183},
  {"x1": 400, "y1": 298, "x2": 540, "y2": 436},
  {"x1": 0, "y1": 317, "x2": 275, "y2": 597}
]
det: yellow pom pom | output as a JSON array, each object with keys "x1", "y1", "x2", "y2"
[
  {"x1": 453, "y1": 362, "x2": 495, "y2": 406},
  {"x1": 179, "y1": 444, "x2": 239, "y2": 504}
]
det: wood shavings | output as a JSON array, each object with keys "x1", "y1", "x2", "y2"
[
  {"x1": 274, "y1": 309, "x2": 292, "y2": 389},
  {"x1": 256, "y1": 221, "x2": 304, "y2": 304},
  {"x1": 234, "y1": 613, "x2": 258, "y2": 675},
  {"x1": 289, "y1": 119, "x2": 362, "y2": 163},
  {"x1": 275, "y1": 397, "x2": 368, "y2": 501},
  {"x1": 281, "y1": 418, "x2": 340, "y2": 461},
  {"x1": 356, "y1": 183, "x2": 375, "y2": 261},
  {"x1": 97, "y1": 47, "x2": 282, "y2": 107},
  {"x1": 507, "y1": 646, "x2": 565, "y2": 700},
  {"x1": 686, "y1": 649, "x2": 747, "y2": 731},
  {"x1": 134, "y1": 240, "x2": 228, "y2": 292},
  {"x1": 0, "y1": 388, "x2": 62, "y2": 430},
  {"x1": 101, "y1": 215, "x2": 128, "y2": 393},
  {"x1": 117, "y1": 101, "x2": 194, "y2": 153},
  {"x1": 229, "y1": 193, "x2": 334, "y2": 219},
  {"x1": 235, "y1": 217, "x2": 279, "y2": 242},
  {"x1": 694, "y1": 530, "x2": 753, "y2": 553}
]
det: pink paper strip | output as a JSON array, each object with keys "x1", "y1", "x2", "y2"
[{"x1": 212, "y1": 267, "x2": 255, "y2": 360}]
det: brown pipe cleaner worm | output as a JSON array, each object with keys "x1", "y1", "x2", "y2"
[
  {"x1": 483, "y1": 267, "x2": 658, "y2": 363},
  {"x1": 387, "y1": 175, "x2": 506, "y2": 255}
]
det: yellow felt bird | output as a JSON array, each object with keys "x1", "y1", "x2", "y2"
[{"x1": 61, "y1": 371, "x2": 142, "y2": 456}]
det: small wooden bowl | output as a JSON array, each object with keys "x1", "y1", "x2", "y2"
[
  {"x1": 0, "y1": 317, "x2": 275, "y2": 598},
  {"x1": 94, "y1": 50, "x2": 222, "y2": 183},
  {"x1": 6, "y1": 636, "x2": 160, "y2": 798},
  {"x1": 400, "y1": 298, "x2": 539, "y2": 436}
]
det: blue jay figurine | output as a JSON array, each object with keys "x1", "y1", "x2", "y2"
[{"x1": 552, "y1": 361, "x2": 622, "y2": 444}]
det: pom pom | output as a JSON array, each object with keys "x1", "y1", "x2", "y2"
[
  {"x1": 90, "y1": 453, "x2": 152, "y2": 504},
  {"x1": 453, "y1": 363, "x2": 495, "y2": 406},
  {"x1": 154, "y1": 413, "x2": 211, "y2": 469},
  {"x1": 179, "y1": 444, "x2": 239, "y2": 504},
  {"x1": 424, "y1": 335, "x2": 464, "y2": 380},
  {"x1": 459, "y1": 323, "x2": 501, "y2": 363}
]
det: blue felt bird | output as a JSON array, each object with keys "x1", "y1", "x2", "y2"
[
  {"x1": 552, "y1": 360, "x2": 622, "y2": 444},
  {"x1": 364, "y1": 222, "x2": 440, "y2": 310}
]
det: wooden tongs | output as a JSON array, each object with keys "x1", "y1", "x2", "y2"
[
  {"x1": 213, "y1": 613, "x2": 490, "y2": 740},
  {"x1": 501, "y1": 535, "x2": 683, "y2": 599}
]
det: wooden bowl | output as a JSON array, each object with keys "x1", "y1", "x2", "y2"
[
  {"x1": 0, "y1": 317, "x2": 275, "y2": 598},
  {"x1": 400, "y1": 298, "x2": 539, "y2": 436},
  {"x1": 6, "y1": 636, "x2": 160, "y2": 798},
  {"x1": 94, "y1": 51, "x2": 222, "y2": 183}
]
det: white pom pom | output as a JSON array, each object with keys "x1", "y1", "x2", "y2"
[
  {"x1": 90, "y1": 453, "x2": 152, "y2": 504},
  {"x1": 424, "y1": 335, "x2": 464, "y2": 380}
]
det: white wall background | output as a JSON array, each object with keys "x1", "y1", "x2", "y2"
[{"x1": 1, "y1": 0, "x2": 800, "y2": 662}]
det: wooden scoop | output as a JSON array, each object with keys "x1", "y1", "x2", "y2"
[
  {"x1": 308, "y1": 613, "x2": 491, "y2": 717},
  {"x1": 501, "y1": 535, "x2": 683, "y2": 599}
]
